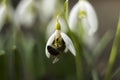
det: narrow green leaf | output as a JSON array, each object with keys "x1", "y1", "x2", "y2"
[
  {"x1": 93, "y1": 31, "x2": 113, "y2": 59},
  {"x1": 104, "y1": 16, "x2": 120, "y2": 80}
]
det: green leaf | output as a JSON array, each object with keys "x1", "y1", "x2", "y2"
[
  {"x1": 93, "y1": 30, "x2": 113, "y2": 59},
  {"x1": 104, "y1": 16, "x2": 120, "y2": 80}
]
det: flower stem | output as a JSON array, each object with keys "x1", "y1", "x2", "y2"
[
  {"x1": 64, "y1": 0, "x2": 68, "y2": 21},
  {"x1": 64, "y1": 0, "x2": 84, "y2": 79},
  {"x1": 104, "y1": 16, "x2": 120, "y2": 80},
  {"x1": 74, "y1": 41, "x2": 84, "y2": 80}
]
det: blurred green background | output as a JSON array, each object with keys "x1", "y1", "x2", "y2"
[{"x1": 0, "y1": 0, "x2": 120, "y2": 80}]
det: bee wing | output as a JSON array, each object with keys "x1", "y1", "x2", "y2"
[{"x1": 61, "y1": 32, "x2": 76, "y2": 56}]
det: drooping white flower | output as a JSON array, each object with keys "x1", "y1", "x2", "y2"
[
  {"x1": 69, "y1": 0, "x2": 98, "y2": 36},
  {"x1": 45, "y1": 17, "x2": 76, "y2": 63},
  {"x1": 15, "y1": 0, "x2": 36, "y2": 27},
  {"x1": 46, "y1": 17, "x2": 68, "y2": 39}
]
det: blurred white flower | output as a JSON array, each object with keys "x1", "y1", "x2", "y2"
[
  {"x1": 69, "y1": 0, "x2": 98, "y2": 36},
  {"x1": 46, "y1": 17, "x2": 68, "y2": 39},
  {"x1": 41, "y1": 0, "x2": 56, "y2": 21},
  {"x1": 36, "y1": 0, "x2": 63, "y2": 23},
  {"x1": 0, "y1": 4, "x2": 7, "y2": 31},
  {"x1": 0, "y1": 2, "x2": 14, "y2": 31},
  {"x1": 15, "y1": 0, "x2": 36, "y2": 28},
  {"x1": 45, "y1": 17, "x2": 76, "y2": 63}
]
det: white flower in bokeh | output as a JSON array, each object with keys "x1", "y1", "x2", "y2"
[
  {"x1": 45, "y1": 17, "x2": 76, "y2": 63},
  {"x1": 0, "y1": 4, "x2": 7, "y2": 31},
  {"x1": 69, "y1": 0, "x2": 98, "y2": 36},
  {"x1": 15, "y1": 0, "x2": 36, "y2": 27},
  {"x1": 0, "y1": 1, "x2": 13, "y2": 31},
  {"x1": 36, "y1": 0, "x2": 63, "y2": 23},
  {"x1": 40, "y1": 0, "x2": 56, "y2": 22},
  {"x1": 46, "y1": 17, "x2": 68, "y2": 39}
]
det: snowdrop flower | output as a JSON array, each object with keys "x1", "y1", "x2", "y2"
[
  {"x1": 15, "y1": 0, "x2": 36, "y2": 28},
  {"x1": 45, "y1": 17, "x2": 76, "y2": 63},
  {"x1": 36, "y1": 0, "x2": 63, "y2": 23},
  {"x1": 40, "y1": 0, "x2": 56, "y2": 22},
  {"x1": 69, "y1": 0, "x2": 98, "y2": 36},
  {"x1": 0, "y1": 0, "x2": 13, "y2": 31},
  {"x1": 46, "y1": 17, "x2": 68, "y2": 39}
]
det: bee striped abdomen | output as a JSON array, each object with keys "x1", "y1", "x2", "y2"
[{"x1": 47, "y1": 46, "x2": 60, "y2": 56}]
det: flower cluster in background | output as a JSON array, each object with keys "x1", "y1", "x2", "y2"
[{"x1": 0, "y1": 0, "x2": 120, "y2": 80}]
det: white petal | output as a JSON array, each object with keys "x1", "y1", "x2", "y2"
[
  {"x1": 15, "y1": 0, "x2": 35, "y2": 27},
  {"x1": 46, "y1": 17, "x2": 67, "y2": 39},
  {"x1": 40, "y1": 0, "x2": 56, "y2": 22},
  {"x1": 61, "y1": 32, "x2": 76, "y2": 56},
  {"x1": 79, "y1": 0, "x2": 98, "y2": 36},
  {"x1": 69, "y1": 2, "x2": 79, "y2": 31},
  {"x1": 45, "y1": 31, "x2": 56, "y2": 58}
]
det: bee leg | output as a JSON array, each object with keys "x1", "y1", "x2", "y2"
[{"x1": 52, "y1": 57, "x2": 59, "y2": 64}]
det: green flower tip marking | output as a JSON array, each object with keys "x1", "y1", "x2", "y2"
[
  {"x1": 78, "y1": 10, "x2": 87, "y2": 19},
  {"x1": 56, "y1": 15, "x2": 61, "y2": 30}
]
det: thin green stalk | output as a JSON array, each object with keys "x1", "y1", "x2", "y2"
[
  {"x1": 67, "y1": 28, "x2": 84, "y2": 80},
  {"x1": 64, "y1": 0, "x2": 70, "y2": 31},
  {"x1": 104, "y1": 16, "x2": 120, "y2": 80},
  {"x1": 93, "y1": 31, "x2": 113, "y2": 60},
  {"x1": 64, "y1": 0, "x2": 68, "y2": 21},
  {"x1": 74, "y1": 40, "x2": 84, "y2": 80},
  {"x1": 67, "y1": 21, "x2": 84, "y2": 80},
  {"x1": 64, "y1": 0, "x2": 84, "y2": 79}
]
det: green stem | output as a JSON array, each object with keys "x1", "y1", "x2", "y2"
[
  {"x1": 74, "y1": 41, "x2": 84, "y2": 80},
  {"x1": 65, "y1": 13, "x2": 84, "y2": 80},
  {"x1": 104, "y1": 16, "x2": 120, "y2": 80},
  {"x1": 64, "y1": 0, "x2": 68, "y2": 21},
  {"x1": 64, "y1": 0, "x2": 84, "y2": 79},
  {"x1": 64, "y1": 0, "x2": 70, "y2": 31}
]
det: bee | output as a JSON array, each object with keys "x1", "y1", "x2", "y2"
[
  {"x1": 47, "y1": 39, "x2": 66, "y2": 56},
  {"x1": 47, "y1": 46, "x2": 60, "y2": 56}
]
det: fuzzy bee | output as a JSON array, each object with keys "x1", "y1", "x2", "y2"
[
  {"x1": 45, "y1": 16, "x2": 76, "y2": 63},
  {"x1": 47, "y1": 39, "x2": 66, "y2": 56}
]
